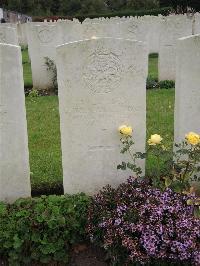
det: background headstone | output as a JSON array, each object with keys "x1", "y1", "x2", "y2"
[
  {"x1": 174, "y1": 34, "x2": 200, "y2": 143},
  {"x1": 0, "y1": 25, "x2": 18, "y2": 45},
  {"x1": 17, "y1": 23, "x2": 28, "y2": 45},
  {"x1": 27, "y1": 23, "x2": 62, "y2": 90},
  {"x1": 159, "y1": 15, "x2": 193, "y2": 81}
]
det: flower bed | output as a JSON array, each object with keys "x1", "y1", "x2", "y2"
[{"x1": 88, "y1": 178, "x2": 200, "y2": 265}]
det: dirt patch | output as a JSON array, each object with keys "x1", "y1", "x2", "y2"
[
  {"x1": 69, "y1": 244, "x2": 108, "y2": 266},
  {"x1": 0, "y1": 244, "x2": 108, "y2": 266}
]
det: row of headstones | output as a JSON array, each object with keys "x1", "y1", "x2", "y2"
[
  {"x1": 1, "y1": 13, "x2": 200, "y2": 88},
  {"x1": 27, "y1": 14, "x2": 200, "y2": 87},
  {"x1": 0, "y1": 34, "x2": 199, "y2": 203}
]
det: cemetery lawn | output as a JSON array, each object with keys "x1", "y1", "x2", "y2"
[
  {"x1": 26, "y1": 89, "x2": 175, "y2": 193},
  {"x1": 148, "y1": 53, "x2": 158, "y2": 79},
  {"x1": 22, "y1": 47, "x2": 33, "y2": 88},
  {"x1": 26, "y1": 96, "x2": 63, "y2": 193}
]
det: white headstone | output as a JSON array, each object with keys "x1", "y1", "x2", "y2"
[
  {"x1": 174, "y1": 34, "x2": 200, "y2": 143},
  {"x1": 17, "y1": 23, "x2": 28, "y2": 45},
  {"x1": 143, "y1": 15, "x2": 162, "y2": 53},
  {"x1": 57, "y1": 37, "x2": 148, "y2": 195},
  {"x1": 119, "y1": 17, "x2": 148, "y2": 45},
  {"x1": 0, "y1": 8, "x2": 3, "y2": 20},
  {"x1": 82, "y1": 21, "x2": 120, "y2": 39},
  {"x1": 194, "y1": 13, "x2": 200, "y2": 34},
  {"x1": 0, "y1": 26, "x2": 18, "y2": 45},
  {"x1": 57, "y1": 20, "x2": 82, "y2": 43},
  {"x1": 0, "y1": 43, "x2": 31, "y2": 202},
  {"x1": 159, "y1": 15, "x2": 192, "y2": 81},
  {"x1": 27, "y1": 23, "x2": 62, "y2": 89}
]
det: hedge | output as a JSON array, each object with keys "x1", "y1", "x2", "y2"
[{"x1": 33, "y1": 7, "x2": 172, "y2": 22}]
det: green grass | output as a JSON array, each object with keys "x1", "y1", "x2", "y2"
[
  {"x1": 148, "y1": 53, "x2": 159, "y2": 80},
  {"x1": 146, "y1": 89, "x2": 174, "y2": 176},
  {"x1": 22, "y1": 47, "x2": 33, "y2": 88},
  {"x1": 24, "y1": 51, "x2": 175, "y2": 191},
  {"x1": 25, "y1": 97, "x2": 62, "y2": 191}
]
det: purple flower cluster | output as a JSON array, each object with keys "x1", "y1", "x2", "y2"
[{"x1": 87, "y1": 177, "x2": 200, "y2": 265}]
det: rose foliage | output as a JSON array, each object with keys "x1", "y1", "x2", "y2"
[{"x1": 87, "y1": 178, "x2": 200, "y2": 265}]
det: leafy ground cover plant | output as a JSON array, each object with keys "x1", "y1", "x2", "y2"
[
  {"x1": 0, "y1": 194, "x2": 90, "y2": 265},
  {"x1": 146, "y1": 78, "x2": 175, "y2": 90},
  {"x1": 87, "y1": 178, "x2": 200, "y2": 266}
]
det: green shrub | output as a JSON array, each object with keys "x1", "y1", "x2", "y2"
[
  {"x1": 146, "y1": 77, "x2": 159, "y2": 90},
  {"x1": 146, "y1": 79, "x2": 175, "y2": 90},
  {"x1": 28, "y1": 88, "x2": 39, "y2": 98},
  {"x1": 0, "y1": 194, "x2": 90, "y2": 265},
  {"x1": 149, "y1": 53, "x2": 159, "y2": 59},
  {"x1": 33, "y1": 7, "x2": 171, "y2": 22},
  {"x1": 159, "y1": 80, "x2": 175, "y2": 89},
  {"x1": 77, "y1": 7, "x2": 171, "y2": 21}
]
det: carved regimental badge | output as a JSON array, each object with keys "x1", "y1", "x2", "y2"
[
  {"x1": 83, "y1": 47, "x2": 122, "y2": 94},
  {"x1": 37, "y1": 27, "x2": 54, "y2": 44}
]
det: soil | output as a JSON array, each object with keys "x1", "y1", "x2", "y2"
[
  {"x1": 24, "y1": 87, "x2": 58, "y2": 97},
  {"x1": 0, "y1": 244, "x2": 108, "y2": 266},
  {"x1": 31, "y1": 182, "x2": 64, "y2": 197},
  {"x1": 69, "y1": 243, "x2": 108, "y2": 266}
]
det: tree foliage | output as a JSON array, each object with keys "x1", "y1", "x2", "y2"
[
  {"x1": 2, "y1": 0, "x2": 160, "y2": 16},
  {"x1": 160, "y1": 0, "x2": 200, "y2": 13}
]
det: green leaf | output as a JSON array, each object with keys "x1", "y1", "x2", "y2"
[
  {"x1": 117, "y1": 162, "x2": 127, "y2": 170},
  {"x1": 164, "y1": 177, "x2": 172, "y2": 188},
  {"x1": 13, "y1": 235, "x2": 23, "y2": 249}
]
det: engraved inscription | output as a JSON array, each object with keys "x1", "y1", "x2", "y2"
[
  {"x1": 83, "y1": 48, "x2": 122, "y2": 93},
  {"x1": 38, "y1": 28, "x2": 54, "y2": 43},
  {"x1": 88, "y1": 145, "x2": 115, "y2": 152}
]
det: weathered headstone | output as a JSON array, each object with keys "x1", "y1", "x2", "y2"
[
  {"x1": 120, "y1": 17, "x2": 148, "y2": 44},
  {"x1": 17, "y1": 23, "x2": 28, "y2": 45},
  {"x1": 159, "y1": 15, "x2": 192, "y2": 81},
  {"x1": 194, "y1": 13, "x2": 200, "y2": 34},
  {"x1": 0, "y1": 25, "x2": 18, "y2": 45},
  {"x1": 57, "y1": 20, "x2": 82, "y2": 43},
  {"x1": 57, "y1": 37, "x2": 148, "y2": 195},
  {"x1": 143, "y1": 15, "x2": 162, "y2": 54},
  {"x1": 0, "y1": 43, "x2": 31, "y2": 202},
  {"x1": 82, "y1": 21, "x2": 119, "y2": 39},
  {"x1": 27, "y1": 23, "x2": 62, "y2": 89},
  {"x1": 174, "y1": 34, "x2": 200, "y2": 143}
]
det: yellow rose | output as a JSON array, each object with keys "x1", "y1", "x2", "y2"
[
  {"x1": 148, "y1": 134, "x2": 163, "y2": 145},
  {"x1": 185, "y1": 132, "x2": 200, "y2": 145},
  {"x1": 118, "y1": 125, "x2": 133, "y2": 136}
]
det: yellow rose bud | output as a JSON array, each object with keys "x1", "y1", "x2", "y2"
[
  {"x1": 148, "y1": 134, "x2": 163, "y2": 146},
  {"x1": 185, "y1": 132, "x2": 200, "y2": 145},
  {"x1": 118, "y1": 125, "x2": 133, "y2": 136}
]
